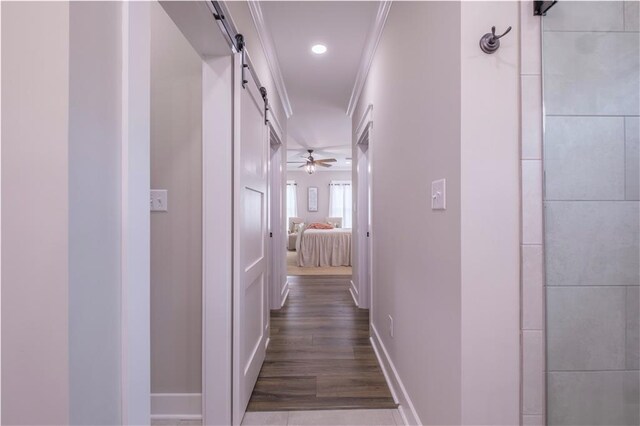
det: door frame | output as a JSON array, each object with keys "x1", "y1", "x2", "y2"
[
  {"x1": 354, "y1": 104, "x2": 374, "y2": 312},
  {"x1": 121, "y1": 3, "x2": 151, "y2": 423},
  {"x1": 267, "y1": 114, "x2": 288, "y2": 310},
  {"x1": 202, "y1": 53, "x2": 234, "y2": 426}
]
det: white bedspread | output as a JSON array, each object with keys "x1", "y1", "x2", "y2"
[{"x1": 296, "y1": 228, "x2": 352, "y2": 267}]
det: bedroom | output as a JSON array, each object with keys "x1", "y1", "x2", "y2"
[{"x1": 286, "y1": 149, "x2": 353, "y2": 277}]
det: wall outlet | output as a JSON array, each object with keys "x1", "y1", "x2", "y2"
[
  {"x1": 388, "y1": 315, "x2": 394, "y2": 338},
  {"x1": 150, "y1": 189, "x2": 168, "y2": 212}
]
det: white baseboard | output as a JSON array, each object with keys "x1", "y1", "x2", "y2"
[
  {"x1": 280, "y1": 281, "x2": 290, "y2": 307},
  {"x1": 150, "y1": 393, "x2": 202, "y2": 420},
  {"x1": 349, "y1": 280, "x2": 359, "y2": 307},
  {"x1": 370, "y1": 324, "x2": 422, "y2": 426}
]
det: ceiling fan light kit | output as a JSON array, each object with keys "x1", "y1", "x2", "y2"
[{"x1": 305, "y1": 163, "x2": 316, "y2": 174}]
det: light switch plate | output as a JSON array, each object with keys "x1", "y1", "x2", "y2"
[
  {"x1": 150, "y1": 189, "x2": 168, "y2": 212},
  {"x1": 431, "y1": 179, "x2": 446, "y2": 210}
]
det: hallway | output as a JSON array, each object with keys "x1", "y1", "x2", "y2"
[
  {"x1": 247, "y1": 276, "x2": 396, "y2": 411},
  {"x1": 6, "y1": 1, "x2": 634, "y2": 424}
]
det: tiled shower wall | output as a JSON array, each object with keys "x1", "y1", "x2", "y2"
[{"x1": 542, "y1": 2, "x2": 640, "y2": 425}]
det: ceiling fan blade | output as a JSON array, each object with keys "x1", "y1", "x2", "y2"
[
  {"x1": 287, "y1": 161, "x2": 306, "y2": 164},
  {"x1": 316, "y1": 162, "x2": 331, "y2": 168},
  {"x1": 316, "y1": 158, "x2": 337, "y2": 163},
  {"x1": 298, "y1": 164, "x2": 306, "y2": 168}
]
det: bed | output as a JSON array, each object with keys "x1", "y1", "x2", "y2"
[{"x1": 296, "y1": 226, "x2": 352, "y2": 267}]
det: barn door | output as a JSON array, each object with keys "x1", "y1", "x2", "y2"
[{"x1": 232, "y1": 51, "x2": 269, "y2": 424}]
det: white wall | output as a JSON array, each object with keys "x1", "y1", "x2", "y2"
[
  {"x1": 287, "y1": 170, "x2": 351, "y2": 224},
  {"x1": 460, "y1": 2, "x2": 521, "y2": 424},
  {"x1": 68, "y1": 2, "x2": 123, "y2": 423},
  {"x1": 1, "y1": 3, "x2": 70, "y2": 423},
  {"x1": 353, "y1": 3, "x2": 462, "y2": 424},
  {"x1": 150, "y1": 2, "x2": 203, "y2": 395},
  {"x1": 2, "y1": 2, "x2": 150, "y2": 424},
  {"x1": 353, "y1": 2, "x2": 521, "y2": 424}
]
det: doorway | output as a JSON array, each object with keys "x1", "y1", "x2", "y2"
[
  {"x1": 149, "y1": 2, "x2": 205, "y2": 422},
  {"x1": 148, "y1": 2, "x2": 234, "y2": 424},
  {"x1": 354, "y1": 106, "x2": 373, "y2": 310},
  {"x1": 284, "y1": 154, "x2": 354, "y2": 278},
  {"x1": 269, "y1": 127, "x2": 287, "y2": 310}
]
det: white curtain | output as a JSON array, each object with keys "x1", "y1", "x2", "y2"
[
  {"x1": 286, "y1": 181, "x2": 298, "y2": 224},
  {"x1": 329, "y1": 181, "x2": 352, "y2": 228}
]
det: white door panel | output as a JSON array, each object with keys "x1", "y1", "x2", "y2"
[{"x1": 233, "y1": 52, "x2": 269, "y2": 425}]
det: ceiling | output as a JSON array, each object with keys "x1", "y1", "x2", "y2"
[{"x1": 260, "y1": 1, "x2": 379, "y2": 171}]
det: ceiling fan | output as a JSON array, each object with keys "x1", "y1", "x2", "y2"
[{"x1": 287, "y1": 149, "x2": 336, "y2": 174}]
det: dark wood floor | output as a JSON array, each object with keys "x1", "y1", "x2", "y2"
[{"x1": 247, "y1": 275, "x2": 397, "y2": 412}]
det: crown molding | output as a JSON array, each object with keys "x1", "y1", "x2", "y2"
[
  {"x1": 346, "y1": 1, "x2": 392, "y2": 118},
  {"x1": 247, "y1": 0, "x2": 293, "y2": 118}
]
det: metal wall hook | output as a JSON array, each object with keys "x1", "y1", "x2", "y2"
[{"x1": 480, "y1": 25, "x2": 512, "y2": 54}]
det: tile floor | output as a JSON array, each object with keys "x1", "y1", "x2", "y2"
[
  {"x1": 151, "y1": 408, "x2": 404, "y2": 426},
  {"x1": 151, "y1": 420, "x2": 203, "y2": 426}
]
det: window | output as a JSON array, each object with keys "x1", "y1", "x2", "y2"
[
  {"x1": 329, "y1": 181, "x2": 352, "y2": 228},
  {"x1": 286, "y1": 181, "x2": 298, "y2": 224}
]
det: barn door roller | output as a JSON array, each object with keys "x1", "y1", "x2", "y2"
[{"x1": 209, "y1": 1, "x2": 269, "y2": 112}]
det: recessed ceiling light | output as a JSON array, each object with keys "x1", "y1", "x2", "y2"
[
  {"x1": 345, "y1": 160, "x2": 351, "y2": 164},
  {"x1": 311, "y1": 44, "x2": 327, "y2": 55}
]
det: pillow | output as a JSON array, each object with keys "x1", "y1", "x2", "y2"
[
  {"x1": 325, "y1": 217, "x2": 343, "y2": 228},
  {"x1": 289, "y1": 220, "x2": 303, "y2": 234},
  {"x1": 308, "y1": 222, "x2": 335, "y2": 230}
]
